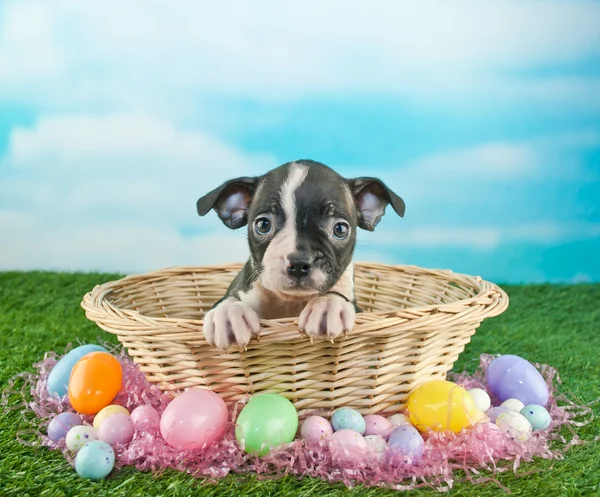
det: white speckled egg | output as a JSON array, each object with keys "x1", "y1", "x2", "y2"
[
  {"x1": 501, "y1": 398, "x2": 525, "y2": 412},
  {"x1": 520, "y1": 405, "x2": 551, "y2": 431},
  {"x1": 467, "y1": 388, "x2": 491, "y2": 412},
  {"x1": 365, "y1": 435, "x2": 388, "y2": 456},
  {"x1": 66, "y1": 425, "x2": 98, "y2": 452},
  {"x1": 387, "y1": 413, "x2": 411, "y2": 426},
  {"x1": 495, "y1": 411, "x2": 533, "y2": 442}
]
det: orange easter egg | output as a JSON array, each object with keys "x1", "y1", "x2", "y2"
[{"x1": 68, "y1": 352, "x2": 123, "y2": 415}]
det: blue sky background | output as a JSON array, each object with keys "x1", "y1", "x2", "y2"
[{"x1": 0, "y1": 0, "x2": 599, "y2": 283}]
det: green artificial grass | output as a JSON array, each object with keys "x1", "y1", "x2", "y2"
[{"x1": 0, "y1": 271, "x2": 599, "y2": 496}]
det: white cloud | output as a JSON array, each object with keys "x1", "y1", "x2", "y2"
[
  {"x1": 0, "y1": 210, "x2": 250, "y2": 272},
  {"x1": 1, "y1": 0, "x2": 599, "y2": 110},
  {"x1": 366, "y1": 221, "x2": 600, "y2": 251}
]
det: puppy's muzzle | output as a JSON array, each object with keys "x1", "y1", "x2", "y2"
[{"x1": 286, "y1": 251, "x2": 314, "y2": 281}]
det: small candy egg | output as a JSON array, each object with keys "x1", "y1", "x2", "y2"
[
  {"x1": 130, "y1": 405, "x2": 161, "y2": 433},
  {"x1": 68, "y1": 352, "x2": 123, "y2": 415},
  {"x1": 486, "y1": 355, "x2": 549, "y2": 406},
  {"x1": 47, "y1": 344, "x2": 107, "y2": 397},
  {"x1": 468, "y1": 388, "x2": 491, "y2": 412},
  {"x1": 47, "y1": 412, "x2": 83, "y2": 442},
  {"x1": 408, "y1": 380, "x2": 479, "y2": 433},
  {"x1": 365, "y1": 434, "x2": 388, "y2": 456},
  {"x1": 329, "y1": 429, "x2": 368, "y2": 461},
  {"x1": 93, "y1": 404, "x2": 129, "y2": 429},
  {"x1": 487, "y1": 406, "x2": 511, "y2": 423},
  {"x1": 520, "y1": 405, "x2": 551, "y2": 431},
  {"x1": 495, "y1": 411, "x2": 533, "y2": 442},
  {"x1": 363, "y1": 414, "x2": 392, "y2": 437},
  {"x1": 98, "y1": 413, "x2": 135, "y2": 446},
  {"x1": 387, "y1": 425, "x2": 424, "y2": 463},
  {"x1": 66, "y1": 425, "x2": 98, "y2": 452},
  {"x1": 388, "y1": 413, "x2": 411, "y2": 426},
  {"x1": 501, "y1": 398, "x2": 525, "y2": 412},
  {"x1": 75, "y1": 440, "x2": 115, "y2": 480},
  {"x1": 300, "y1": 416, "x2": 334, "y2": 445},
  {"x1": 331, "y1": 408, "x2": 366, "y2": 435}
]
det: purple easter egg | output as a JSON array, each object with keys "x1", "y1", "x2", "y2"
[
  {"x1": 387, "y1": 425, "x2": 424, "y2": 463},
  {"x1": 47, "y1": 412, "x2": 83, "y2": 442},
  {"x1": 487, "y1": 406, "x2": 511, "y2": 422},
  {"x1": 487, "y1": 355, "x2": 549, "y2": 406},
  {"x1": 364, "y1": 414, "x2": 392, "y2": 437}
]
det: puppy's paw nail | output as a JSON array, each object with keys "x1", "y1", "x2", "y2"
[
  {"x1": 309, "y1": 336, "x2": 314, "y2": 344},
  {"x1": 330, "y1": 338, "x2": 335, "y2": 344}
]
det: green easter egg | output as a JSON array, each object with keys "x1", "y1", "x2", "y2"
[{"x1": 235, "y1": 394, "x2": 298, "y2": 456}]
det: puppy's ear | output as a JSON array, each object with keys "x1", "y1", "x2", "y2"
[
  {"x1": 348, "y1": 177, "x2": 405, "y2": 231},
  {"x1": 197, "y1": 176, "x2": 260, "y2": 229}
]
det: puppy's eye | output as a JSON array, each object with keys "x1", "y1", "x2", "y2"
[
  {"x1": 333, "y1": 222, "x2": 349, "y2": 240},
  {"x1": 254, "y1": 217, "x2": 272, "y2": 235}
]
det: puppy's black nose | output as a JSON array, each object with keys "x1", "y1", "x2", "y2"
[{"x1": 287, "y1": 252, "x2": 313, "y2": 279}]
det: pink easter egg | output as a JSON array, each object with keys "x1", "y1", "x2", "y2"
[
  {"x1": 97, "y1": 413, "x2": 135, "y2": 446},
  {"x1": 300, "y1": 415, "x2": 333, "y2": 445},
  {"x1": 364, "y1": 414, "x2": 392, "y2": 437},
  {"x1": 131, "y1": 405, "x2": 161, "y2": 433},
  {"x1": 160, "y1": 388, "x2": 228, "y2": 450},
  {"x1": 329, "y1": 429, "x2": 368, "y2": 462}
]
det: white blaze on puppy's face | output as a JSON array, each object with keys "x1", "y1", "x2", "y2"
[{"x1": 261, "y1": 163, "x2": 309, "y2": 294}]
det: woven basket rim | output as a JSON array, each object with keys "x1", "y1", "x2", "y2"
[{"x1": 81, "y1": 262, "x2": 509, "y2": 341}]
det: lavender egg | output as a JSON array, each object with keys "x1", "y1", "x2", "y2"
[
  {"x1": 387, "y1": 425, "x2": 424, "y2": 463},
  {"x1": 486, "y1": 355, "x2": 549, "y2": 406},
  {"x1": 47, "y1": 412, "x2": 83, "y2": 442},
  {"x1": 487, "y1": 406, "x2": 511, "y2": 423}
]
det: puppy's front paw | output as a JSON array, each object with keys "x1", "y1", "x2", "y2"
[
  {"x1": 203, "y1": 298, "x2": 261, "y2": 351},
  {"x1": 298, "y1": 294, "x2": 356, "y2": 341}
]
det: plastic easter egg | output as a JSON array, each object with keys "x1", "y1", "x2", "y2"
[
  {"x1": 161, "y1": 388, "x2": 228, "y2": 450},
  {"x1": 487, "y1": 406, "x2": 511, "y2": 422},
  {"x1": 75, "y1": 440, "x2": 115, "y2": 480},
  {"x1": 486, "y1": 355, "x2": 549, "y2": 406},
  {"x1": 388, "y1": 413, "x2": 411, "y2": 426},
  {"x1": 47, "y1": 412, "x2": 83, "y2": 442},
  {"x1": 329, "y1": 429, "x2": 368, "y2": 461},
  {"x1": 407, "y1": 380, "x2": 480, "y2": 433},
  {"x1": 495, "y1": 411, "x2": 533, "y2": 442},
  {"x1": 365, "y1": 434, "x2": 388, "y2": 456},
  {"x1": 93, "y1": 405, "x2": 129, "y2": 429},
  {"x1": 468, "y1": 388, "x2": 491, "y2": 412},
  {"x1": 98, "y1": 413, "x2": 135, "y2": 445},
  {"x1": 387, "y1": 425, "x2": 424, "y2": 463},
  {"x1": 364, "y1": 414, "x2": 392, "y2": 437},
  {"x1": 501, "y1": 398, "x2": 525, "y2": 412},
  {"x1": 66, "y1": 425, "x2": 98, "y2": 452},
  {"x1": 131, "y1": 405, "x2": 161, "y2": 433},
  {"x1": 300, "y1": 416, "x2": 333, "y2": 445},
  {"x1": 235, "y1": 394, "x2": 298, "y2": 456},
  {"x1": 521, "y1": 405, "x2": 551, "y2": 431},
  {"x1": 331, "y1": 408, "x2": 366, "y2": 435},
  {"x1": 47, "y1": 344, "x2": 107, "y2": 397},
  {"x1": 68, "y1": 352, "x2": 123, "y2": 415}
]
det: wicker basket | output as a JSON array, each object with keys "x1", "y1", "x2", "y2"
[{"x1": 81, "y1": 262, "x2": 508, "y2": 415}]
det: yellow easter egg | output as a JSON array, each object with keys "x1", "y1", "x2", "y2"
[
  {"x1": 407, "y1": 380, "x2": 480, "y2": 433},
  {"x1": 92, "y1": 404, "x2": 129, "y2": 429}
]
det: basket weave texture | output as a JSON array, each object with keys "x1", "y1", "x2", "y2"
[{"x1": 81, "y1": 262, "x2": 508, "y2": 415}]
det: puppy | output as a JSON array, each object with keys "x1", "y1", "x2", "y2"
[{"x1": 197, "y1": 160, "x2": 405, "y2": 350}]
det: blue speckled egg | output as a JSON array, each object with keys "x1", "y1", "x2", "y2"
[
  {"x1": 75, "y1": 440, "x2": 115, "y2": 480},
  {"x1": 331, "y1": 408, "x2": 366, "y2": 435},
  {"x1": 520, "y1": 404, "x2": 551, "y2": 430},
  {"x1": 47, "y1": 344, "x2": 107, "y2": 397}
]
